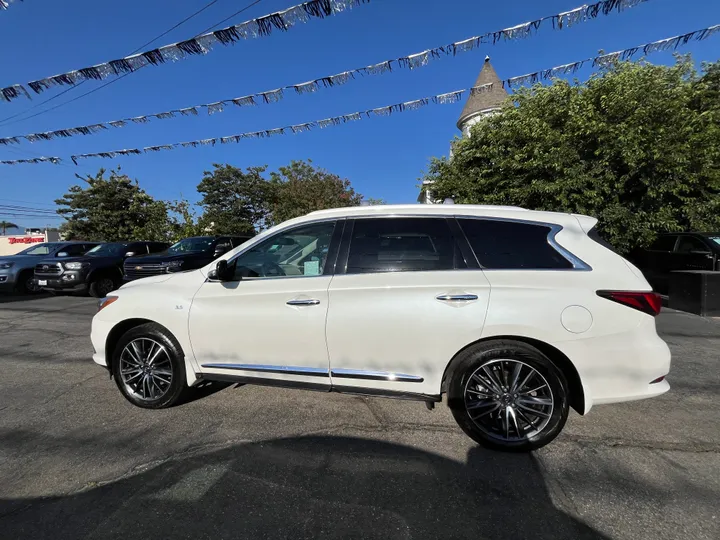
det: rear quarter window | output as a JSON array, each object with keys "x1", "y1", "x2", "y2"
[{"x1": 457, "y1": 218, "x2": 573, "y2": 270}]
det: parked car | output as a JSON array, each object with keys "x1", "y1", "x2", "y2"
[
  {"x1": 34, "y1": 241, "x2": 169, "y2": 298},
  {"x1": 628, "y1": 232, "x2": 720, "y2": 294},
  {"x1": 91, "y1": 205, "x2": 671, "y2": 452},
  {"x1": 0, "y1": 241, "x2": 99, "y2": 294},
  {"x1": 123, "y1": 235, "x2": 251, "y2": 281}
]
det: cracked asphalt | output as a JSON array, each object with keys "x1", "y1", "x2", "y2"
[{"x1": 0, "y1": 294, "x2": 718, "y2": 539}]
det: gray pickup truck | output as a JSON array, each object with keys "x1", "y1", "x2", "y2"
[{"x1": 0, "y1": 241, "x2": 99, "y2": 294}]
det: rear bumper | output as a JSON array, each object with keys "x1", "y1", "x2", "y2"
[{"x1": 556, "y1": 316, "x2": 671, "y2": 414}]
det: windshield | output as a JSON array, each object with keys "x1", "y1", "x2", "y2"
[
  {"x1": 86, "y1": 243, "x2": 129, "y2": 256},
  {"x1": 709, "y1": 237, "x2": 720, "y2": 247},
  {"x1": 167, "y1": 237, "x2": 215, "y2": 254},
  {"x1": 16, "y1": 243, "x2": 62, "y2": 256}
]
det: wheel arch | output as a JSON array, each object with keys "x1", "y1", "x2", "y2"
[
  {"x1": 104, "y1": 318, "x2": 196, "y2": 385},
  {"x1": 442, "y1": 335, "x2": 586, "y2": 415},
  {"x1": 88, "y1": 265, "x2": 123, "y2": 283}
]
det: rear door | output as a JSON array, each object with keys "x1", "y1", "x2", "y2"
[{"x1": 325, "y1": 216, "x2": 490, "y2": 397}]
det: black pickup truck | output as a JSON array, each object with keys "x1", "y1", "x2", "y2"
[
  {"x1": 123, "y1": 235, "x2": 252, "y2": 281},
  {"x1": 34, "y1": 241, "x2": 169, "y2": 297}
]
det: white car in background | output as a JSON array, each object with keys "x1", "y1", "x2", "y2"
[{"x1": 91, "y1": 204, "x2": 671, "y2": 451}]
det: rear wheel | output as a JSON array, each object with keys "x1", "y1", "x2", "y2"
[
  {"x1": 448, "y1": 340, "x2": 569, "y2": 452},
  {"x1": 89, "y1": 276, "x2": 117, "y2": 298},
  {"x1": 111, "y1": 323, "x2": 191, "y2": 409}
]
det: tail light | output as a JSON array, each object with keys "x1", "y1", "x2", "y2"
[{"x1": 596, "y1": 290, "x2": 662, "y2": 316}]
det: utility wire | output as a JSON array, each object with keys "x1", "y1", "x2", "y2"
[{"x1": 0, "y1": 0, "x2": 232, "y2": 127}]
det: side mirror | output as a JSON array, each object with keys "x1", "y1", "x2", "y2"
[
  {"x1": 124, "y1": 251, "x2": 136, "y2": 258},
  {"x1": 210, "y1": 259, "x2": 235, "y2": 282}
]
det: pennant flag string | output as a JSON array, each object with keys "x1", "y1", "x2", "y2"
[
  {"x1": 0, "y1": 0, "x2": 650, "y2": 105},
  {"x1": 0, "y1": 0, "x2": 371, "y2": 103},
  {"x1": 1, "y1": 21, "x2": 717, "y2": 149},
  {"x1": 0, "y1": 0, "x2": 22, "y2": 11}
]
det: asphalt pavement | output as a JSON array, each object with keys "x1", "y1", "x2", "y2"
[{"x1": 0, "y1": 294, "x2": 718, "y2": 539}]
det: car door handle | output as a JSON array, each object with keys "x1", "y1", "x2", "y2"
[
  {"x1": 436, "y1": 294, "x2": 478, "y2": 302},
  {"x1": 286, "y1": 299, "x2": 321, "y2": 306}
]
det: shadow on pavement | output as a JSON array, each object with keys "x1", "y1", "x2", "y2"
[
  {"x1": 0, "y1": 292, "x2": 54, "y2": 304},
  {"x1": 0, "y1": 435, "x2": 607, "y2": 540}
]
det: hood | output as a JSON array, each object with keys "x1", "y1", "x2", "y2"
[
  {"x1": 0, "y1": 254, "x2": 49, "y2": 268},
  {"x1": 118, "y1": 273, "x2": 174, "y2": 289}
]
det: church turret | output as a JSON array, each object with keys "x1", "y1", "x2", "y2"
[
  {"x1": 418, "y1": 57, "x2": 507, "y2": 203},
  {"x1": 456, "y1": 56, "x2": 508, "y2": 136}
]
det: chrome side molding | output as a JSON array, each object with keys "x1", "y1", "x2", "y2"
[{"x1": 200, "y1": 364, "x2": 424, "y2": 383}]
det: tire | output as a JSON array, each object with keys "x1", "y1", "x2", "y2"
[
  {"x1": 111, "y1": 323, "x2": 191, "y2": 409},
  {"x1": 15, "y1": 270, "x2": 41, "y2": 295},
  {"x1": 447, "y1": 340, "x2": 569, "y2": 452},
  {"x1": 89, "y1": 276, "x2": 117, "y2": 298}
]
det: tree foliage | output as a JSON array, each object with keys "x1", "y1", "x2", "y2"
[
  {"x1": 0, "y1": 221, "x2": 19, "y2": 235},
  {"x1": 268, "y1": 160, "x2": 363, "y2": 225},
  {"x1": 197, "y1": 164, "x2": 272, "y2": 235},
  {"x1": 56, "y1": 168, "x2": 173, "y2": 241},
  {"x1": 423, "y1": 56, "x2": 720, "y2": 253},
  {"x1": 197, "y1": 160, "x2": 364, "y2": 232}
]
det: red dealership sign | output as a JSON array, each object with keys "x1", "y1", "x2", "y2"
[{"x1": 8, "y1": 236, "x2": 44, "y2": 244}]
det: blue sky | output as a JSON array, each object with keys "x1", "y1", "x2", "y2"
[{"x1": 0, "y1": 0, "x2": 718, "y2": 228}]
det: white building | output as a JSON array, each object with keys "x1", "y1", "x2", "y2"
[{"x1": 418, "y1": 56, "x2": 508, "y2": 203}]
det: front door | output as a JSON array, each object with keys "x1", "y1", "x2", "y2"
[
  {"x1": 672, "y1": 235, "x2": 715, "y2": 272},
  {"x1": 326, "y1": 217, "x2": 491, "y2": 397},
  {"x1": 189, "y1": 220, "x2": 340, "y2": 387}
]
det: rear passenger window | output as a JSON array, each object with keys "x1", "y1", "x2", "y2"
[
  {"x1": 346, "y1": 218, "x2": 465, "y2": 274},
  {"x1": 458, "y1": 218, "x2": 573, "y2": 270}
]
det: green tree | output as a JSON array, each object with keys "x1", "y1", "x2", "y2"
[
  {"x1": 268, "y1": 160, "x2": 363, "y2": 225},
  {"x1": 423, "y1": 56, "x2": 720, "y2": 254},
  {"x1": 196, "y1": 164, "x2": 271, "y2": 235},
  {"x1": 56, "y1": 168, "x2": 171, "y2": 241},
  {"x1": 0, "y1": 221, "x2": 18, "y2": 235}
]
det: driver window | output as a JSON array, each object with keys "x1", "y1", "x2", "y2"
[{"x1": 232, "y1": 221, "x2": 336, "y2": 279}]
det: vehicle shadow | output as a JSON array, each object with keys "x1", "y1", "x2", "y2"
[
  {"x1": 0, "y1": 435, "x2": 607, "y2": 540},
  {"x1": 0, "y1": 292, "x2": 54, "y2": 304}
]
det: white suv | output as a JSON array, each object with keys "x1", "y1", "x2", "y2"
[{"x1": 91, "y1": 205, "x2": 671, "y2": 451}]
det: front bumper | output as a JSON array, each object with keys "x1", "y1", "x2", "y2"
[
  {"x1": 34, "y1": 276, "x2": 88, "y2": 293},
  {"x1": 0, "y1": 272, "x2": 18, "y2": 291}
]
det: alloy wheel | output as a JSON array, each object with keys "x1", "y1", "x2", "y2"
[
  {"x1": 463, "y1": 359, "x2": 554, "y2": 442},
  {"x1": 119, "y1": 338, "x2": 173, "y2": 401}
]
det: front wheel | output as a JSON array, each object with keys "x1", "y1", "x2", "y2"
[
  {"x1": 448, "y1": 340, "x2": 569, "y2": 452},
  {"x1": 15, "y1": 271, "x2": 41, "y2": 294},
  {"x1": 111, "y1": 323, "x2": 191, "y2": 409},
  {"x1": 89, "y1": 276, "x2": 117, "y2": 298}
]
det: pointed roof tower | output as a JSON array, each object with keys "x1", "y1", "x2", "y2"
[{"x1": 456, "y1": 56, "x2": 508, "y2": 131}]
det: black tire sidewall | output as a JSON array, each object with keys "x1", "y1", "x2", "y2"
[
  {"x1": 111, "y1": 323, "x2": 188, "y2": 409},
  {"x1": 448, "y1": 341, "x2": 569, "y2": 452},
  {"x1": 89, "y1": 276, "x2": 117, "y2": 298}
]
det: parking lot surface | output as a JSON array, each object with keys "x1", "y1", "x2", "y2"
[{"x1": 0, "y1": 294, "x2": 718, "y2": 539}]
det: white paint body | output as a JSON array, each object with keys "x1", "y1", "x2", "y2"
[{"x1": 91, "y1": 205, "x2": 671, "y2": 413}]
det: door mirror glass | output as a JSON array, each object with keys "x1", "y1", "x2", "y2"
[{"x1": 56, "y1": 251, "x2": 68, "y2": 258}]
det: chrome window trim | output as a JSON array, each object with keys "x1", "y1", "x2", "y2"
[
  {"x1": 201, "y1": 363, "x2": 329, "y2": 377},
  {"x1": 455, "y1": 215, "x2": 592, "y2": 272},
  {"x1": 331, "y1": 368, "x2": 424, "y2": 383}
]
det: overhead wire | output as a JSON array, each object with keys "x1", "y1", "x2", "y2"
[{"x1": 0, "y1": 0, "x2": 240, "y2": 127}]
